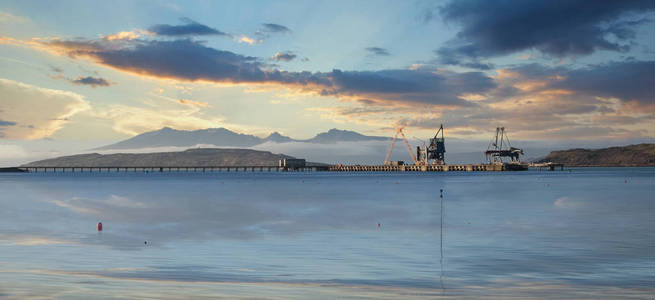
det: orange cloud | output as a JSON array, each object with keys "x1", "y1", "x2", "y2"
[
  {"x1": 104, "y1": 30, "x2": 143, "y2": 41},
  {"x1": 178, "y1": 98, "x2": 208, "y2": 107}
]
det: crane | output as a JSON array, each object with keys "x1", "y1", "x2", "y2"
[
  {"x1": 384, "y1": 127, "x2": 418, "y2": 165},
  {"x1": 484, "y1": 127, "x2": 523, "y2": 163},
  {"x1": 427, "y1": 124, "x2": 445, "y2": 165}
]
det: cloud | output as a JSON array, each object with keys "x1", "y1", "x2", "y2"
[
  {"x1": 177, "y1": 98, "x2": 208, "y2": 107},
  {"x1": 147, "y1": 18, "x2": 230, "y2": 37},
  {"x1": 553, "y1": 61, "x2": 655, "y2": 107},
  {"x1": 261, "y1": 23, "x2": 291, "y2": 33},
  {"x1": 0, "y1": 11, "x2": 29, "y2": 23},
  {"x1": 35, "y1": 37, "x2": 495, "y2": 106},
  {"x1": 308, "y1": 60, "x2": 655, "y2": 140},
  {"x1": 435, "y1": 0, "x2": 655, "y2": 65},
  {"x1": 254, "y1": 23, "x2": 291, "y2": 43},
  {"x1": 365, "y1": 47, "x2": 390, "y2": 56},
  {"x1": 434, "y1": 47, "x2": 495, "y2": 70},
  {"x1": 104, "y1": 30, "x2": 142, "y2": 41},
  {"x1": 0, "y1": 78, "x2": 90, "y2": 139},
  {"x1": 0, "y1": 120, "x2": 17, "y2": 126},
  {"x1": 238, "y1": 35, "x2": 256, "y2": 44},
  {"x1": 71, "y1": 76, "x2": 112, "y2": 88},
  {"x1": 271, "y1": 51, "x2": 297, "y2": 62},
  {"x1": 506, "y1": 61, "x2": 655, "y2": 108},
  {"x1": 91, "y1": 103, "x2": 223, "y2": 136}
]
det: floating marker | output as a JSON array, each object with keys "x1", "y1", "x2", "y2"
[
  {"x1": 378, "y1": 223, "x2": 381, "y2": 228},
  {"x1": 97, "y1": 222, "x2": 103, "y2": 231}
]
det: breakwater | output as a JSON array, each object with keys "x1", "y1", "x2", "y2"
[{"x1": 329, "y1": 162, "x2": 528, "y2": 172}]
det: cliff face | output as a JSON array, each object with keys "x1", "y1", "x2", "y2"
[
  {"x1": 21, "y1": 148, "x2": 320, "y2": 167},
  {"x1": 537, "y1": 144, "x2": 655, "y2": 166}
]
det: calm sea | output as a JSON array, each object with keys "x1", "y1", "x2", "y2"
[{"x1": 1, "y1": 168, "x2": 654, "y2": 299}]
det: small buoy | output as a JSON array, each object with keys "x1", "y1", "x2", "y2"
[
  {"x1": 97, "y1": 222, "x2": 103, "y2": 231},
  {"x1": 378, "y1": 223, "x2": 381, "y2": 228},
  {"x1": 144, "y1": 241, "x2": 148, "y2": 245}
]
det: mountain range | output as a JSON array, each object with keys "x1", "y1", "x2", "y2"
[{"x1": 95, "y1": 127, "x2": 389, "y2": 150}]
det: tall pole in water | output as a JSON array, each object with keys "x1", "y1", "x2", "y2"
[{"x1": 440, "y1": 188, "x2": 444, "y2": 291}]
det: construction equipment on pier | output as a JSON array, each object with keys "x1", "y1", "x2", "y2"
[
  {"x1": 384, "y1": 127, "x2": 418, "y2": 165},
  {"x1": 385, "y1": 124, "x2": 447, "y2": 166},
  {"x1": 424, "y1": 124, "x2": 445, "y2": 165},
  {"x1": 484, "y1": 127, "x2": 524, "y2": 163}
]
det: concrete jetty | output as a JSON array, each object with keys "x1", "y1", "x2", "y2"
[{"x1": 329, "y1": 162, "x2": 528, "y2": 172}]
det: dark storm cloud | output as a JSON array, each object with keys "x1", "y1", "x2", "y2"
[
  {"x1": 553, "y1": 61, "x2": 655, "y2": 104},
  {"x1": 0, "y1": 120, "x2": 16, "y2": 126},
  {"x1": 271, "y1": 51, "x2": 297, "y2": 62},
  {"x1": 507, "y1": 61, "x2": 655, "y2": 105},
  {"x1": 148, "y1": 18, "x2": 230, "y2": 37},
  {"x1": 45, "y1": 38, "x2": 496, "y2": 106},
  {"x1": 365, "y1": 47, "x2": 390, "y2": 56},
  {"x1": 261, "y1": 23, "x2": 291, "y2": 33},
  {"x1": 435, "y1": 0, "x2": 655, "y2": 65},
  {"x1": 328, "y1": 69, "x2": 494, "y2": 105},
  {"x1": 49, "y1": 39, "x2": 268, "y2": 82},
  {"x1": 71, "y1": 76, "x2": 111, "y2": 87}
]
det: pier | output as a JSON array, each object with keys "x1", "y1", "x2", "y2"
[
  {"x1": 529, "y1": 162, "x2": 565, "y2": 171},
  {"x1": 7, "y1": 162, "x2": 567, "y2": 173},
  {"x1": 17, "y1": 165, "x2": 328, "y2": 173},
  {"x1": 329, "y1": 162, "x2": 528, "y2": 172}
]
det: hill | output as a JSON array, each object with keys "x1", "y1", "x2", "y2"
[
  {"x1": 537, "y1": 144, "x2": 655, "y2": 166},
  {"x1": 95, "y1": 127, "x2": 389, "y2": 150},
  {"x1": 21, "y1": 148, "x2": 325, "y2": 167},
  {"x1": 304, "y1": 128, "x2": 389, "y2": 144}
]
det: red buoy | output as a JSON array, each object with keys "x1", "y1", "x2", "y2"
[{"x1": 97, "y1": 222, "x2": 103, "y2": 231}]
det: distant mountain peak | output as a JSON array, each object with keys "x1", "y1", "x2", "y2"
[
  {"x1": 95, "y1": 127, "x2": 389, "y2": 150},
  {"x1": 264, "y1": 131, "x2": 294, "y2": 143},
  {"x1": 307, "y1": 128, "x2": 388, "y2": 144}
]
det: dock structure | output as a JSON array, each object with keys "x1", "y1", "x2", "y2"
[
  {"x1": 529, "y1": 162, "x2": 565, "y2": 171},
  {"x1": 329, "y1": 163, "x2": 527, "y2": 172},
  {"x1": 18, "y1": 165, "x2": 329, "y2": 173},
  {"x1": 11, "y1": 162, "x2": 564, "y2": 173}
]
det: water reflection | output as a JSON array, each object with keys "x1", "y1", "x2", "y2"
[{"x1": 1, "y1": 169, "x2": 654, "y2": 298}]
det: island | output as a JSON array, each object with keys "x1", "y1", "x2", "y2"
[
  {"x1": 537, "y1": 143, "x2": 655, "y2": 167},
  {"x1": 20, "y1": 148, "x2": 326, "y2": 168}
]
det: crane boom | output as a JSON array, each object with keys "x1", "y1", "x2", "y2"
[
  {"x1": 384, "y1": 127, "x2": 418, "y2": 165},
  {"x1": 384, "y1": 130, "x2": 399, "y2": 165},
  {"x1": 399, "y1": 129, "x2": 419, "y2": 164}
]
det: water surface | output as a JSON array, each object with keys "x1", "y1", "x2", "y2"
[{"x1": 1, "y1": 168, "x2": 654, "y2": 299}]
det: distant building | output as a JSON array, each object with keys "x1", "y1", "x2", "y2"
[{"x1": 279, "y1": 158, "x2": 306, "y2": 169}]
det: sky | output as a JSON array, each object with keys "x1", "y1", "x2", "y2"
[{"x1": 1, "y1": 0, "x2": 655, "y2": 161}]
